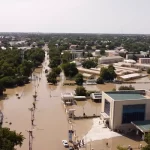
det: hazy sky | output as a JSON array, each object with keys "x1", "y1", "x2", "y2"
[{"x1": 0, "y1": 0, "x2": 150, "y2": 33}]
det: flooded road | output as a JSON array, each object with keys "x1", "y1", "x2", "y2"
[
  {"x1": 0, "y1": 50, "x2": 146, "y2": 150},
  {"x1": 0, "y1": 51, "x2": 104, "y2": 150}
]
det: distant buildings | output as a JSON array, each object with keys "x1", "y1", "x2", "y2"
[
  {"x1": 105, "y1": 50, "x2": 119, "y2": 57},
  {"x1": 62, "y1": 50, "x2": 84, "y2": 59},
  {"x1": 71, "y1": 50, "x2": 84, "y2": 59},
  {"x1": 126, "y1": 54, "x2": 145, "y2": 60},
  {"x1": 139, "y1": 58, "x2": 150, "y2": 64},
  {"x1": 98, "y1": 56, "x2": 123, "y2": 64},
  {"x1": 70, "y1": 45, "x2": 77, "y2": 50}
]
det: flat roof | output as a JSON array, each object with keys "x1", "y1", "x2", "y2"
[
  {"x1": 131, "y1": 120, "x2": 150, "y2": 132},
  {"x1": 120, "y1": 73, "x2": 140, "y2": 79},
  {"x1": 106, "y1": 92, "x2": 145, "y2": 100}
]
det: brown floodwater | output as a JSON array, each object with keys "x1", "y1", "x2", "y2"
[
  {"x1": 80, "y1": 136, "x2": 146, "y2": 150},
  {"x1": 0, "y1": 51, "x2": 147, "y2": 150},
  {"x1": 1, "y1": 52, "x2": 111, "y2": 150}
]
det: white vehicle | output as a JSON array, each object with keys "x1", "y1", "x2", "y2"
[{"x1": 62, "y1": 140, "x2": 69, "y2": 147}]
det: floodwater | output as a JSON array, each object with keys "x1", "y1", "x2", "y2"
[
  {"x1": 0, "y1": 51, "x2": 113, "y2": 150},
  {"x1": 0, "y1": 50, "x2": 147, "y2": 150},
  {"x1": 80, "y1": 136, "x2": 147, "y2": 150}
]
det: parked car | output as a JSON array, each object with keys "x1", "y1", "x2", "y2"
[{"x1": 62, "y1": 140, "x2": 69, "y2": 148}]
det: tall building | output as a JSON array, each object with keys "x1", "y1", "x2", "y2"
[{"x1": 101, "y1": 90, "x2": 150, "y2": 139}]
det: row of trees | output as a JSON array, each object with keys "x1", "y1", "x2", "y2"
[{"x1": 0, "y1": 48, "x2": 45, "y2": 95}]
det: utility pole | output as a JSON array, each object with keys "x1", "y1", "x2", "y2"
[{"x1": 26, "y1": 129, "x2": 34, "y2": 150}]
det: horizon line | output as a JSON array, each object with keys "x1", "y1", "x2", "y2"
[{"x1": 0, "y1": 32, "x2": 150, "y2": 35}]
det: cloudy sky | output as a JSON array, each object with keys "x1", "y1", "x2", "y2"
[{"x1": 0, "y1": 0, "x2": 150, "y2": 33}]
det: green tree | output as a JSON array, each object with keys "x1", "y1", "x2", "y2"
[
  {"x1": 82, "y1": 60, "x2": 97, "y2": 69},
  {"x1": 61, "y1": 51, "x2": 72, "y2": 63},
  {"x1": 100, "y1": 49, "x2": 105, "y2": 55},
  {"x1": 108, "y1": 64, "x2": 115, "y2": 70},
  {"x1": 100, "y1": 66, "x2": 116, "y2": 81},
  {"x1": 96, "y1": 77, "x2": 104, "y2": 84},
  {"x1": 142, "y1": 145, "x2": 150, "y2": 150},
  {"x1": 52, "y1": 67, "x2": 61, "y2": 76},
  {"x1": 75, "y1": 86, "x2": 86, "y2": 96},
  {"x1": 62, "y1": 63, "x2": 78, "y2": 78},
  {"x1": 49, "y1": 57, "x2": 61, "y2": 68},
  {"x1": 0, "y1": 76, "x2": 16, "y2": 88},
  {"x1": 119, "y1": 85, "x2": 135, "y2": 90},
  {"x1": 75, "y1": 73, "x2": 84, "y2": 85},
  {"x1": 145, "y1": 133, "x2": 150, "y2": 144},
  {"x1": 0, "y1": 81, "x2": 5, "y2": 95},
  {"x1": 47, "y1": 71, "x2": 57, "y2": 85},
  {"x1": 0, "y1": 127, "x2": 25, "y2": 150}
]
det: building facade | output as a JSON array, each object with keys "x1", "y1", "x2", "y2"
[{"x1": 101, "y1": 91, "x2": 150, "y2": 132}]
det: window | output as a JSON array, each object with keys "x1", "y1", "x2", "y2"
[
  {"x1": 122, "y1": 104, "x2": 145, "y2": 124},
  {"x1": 104, "y1": 99, "x2": 110, "y2": 116}
]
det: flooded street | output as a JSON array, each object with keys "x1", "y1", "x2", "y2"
[
  {"x1": 0, "y1": 52, "x2": 102, "y2": 150},
  {"x1": 0, "y1": 50, "x2": 144, "y2": 150}
]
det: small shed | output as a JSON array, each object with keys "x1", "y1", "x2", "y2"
[{"x1": 61, "y1": 93, "x2": 74, "y2": 105}]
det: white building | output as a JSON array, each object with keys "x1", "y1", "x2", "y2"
[
  {"x1": 101, "y1": 90, "x2": 150, "y2": 138},
  {"x1": 124, "y1": 59, "x2": 136, "y2": 64},
  {"x1": 61, "y1": 93, "x2": 74, "y2": 105},
  {"x1": 90, "y1": 92, "x2": 102, "y2": 102},
  {"x1": 98, "y1": 56, "x2": 124, "y2": 64}
]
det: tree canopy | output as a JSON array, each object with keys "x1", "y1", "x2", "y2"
[
  {"x1": 62, "y1": 63, "x2": 78, "y2": 78},
  {"x1": 100, "y1": 65, "x2": 116, "y2": 81},
  {"x1": 75, "y1": 73, "x2": 84, "y2": 85},
  {"x1": 0, "y1": 127, "x2": 25, "y2": 150},
  {"x1": 47, "y1": 71, "x2": 57, "y2": 85},
  {"x1": 119, "y1": 85, "x2": 135, "y2": 90},
  {"x1": 82, "y1": 60, "x2": 97, "y2": 69},
  {"x1": 0, "y1": 48, "x2": 45, "y2": 92},
  {"x1": 75, "y1": 86, "x2": 86, "y2": 96}
]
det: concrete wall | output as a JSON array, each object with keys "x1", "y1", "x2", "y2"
[{"x1": 101, "y1": 92, "x2": 114, "y2": 129}]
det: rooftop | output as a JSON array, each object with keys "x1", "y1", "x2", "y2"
[
  {"x1": 120, "y1": 73, "x2": 141, "y2": 79},
  {"x1": 132, "y1": 120, "x2": 150, "y2": 132},
  {"x1": 106, "y1": 92, "x2": 146, "y2": 101}
]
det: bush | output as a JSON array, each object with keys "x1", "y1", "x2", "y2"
[
  {"x1": 47, "y1": 72, "x2": 57, "y2": 85},
  {"x1": 62, "y1": 63, "x2": 78, "y2": 78},
  {"x1": 52, "y1": 67, "x2": 61, "y2": 76},
  {"x1": 82, "y1": 60, "x2": 97, "y2": 69},
  {"x1": 16, "y1": 76, "x2": 29, "y2": 86},
  {"x1": 119, "y1": 85, "x2": 135, "y2": 90},
  {"x1": 96, "y1": 77, "x2": 104, "y2": 84},
  {"x1": 75, "y1": 86, "x2": 86, "y2": 96},
  {"x1": 0, "y1": 76, "x2": 16, "y2": 88},
  {"x1": 75, "y1": 73, "x2": 84, "y2": 85}
]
